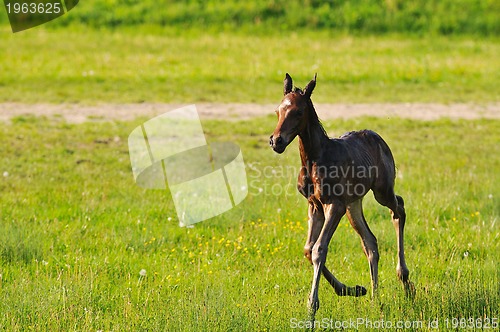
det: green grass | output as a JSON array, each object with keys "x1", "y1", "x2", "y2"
[
  {"x1": 0, "y1": 114, "x2": 498, "y2": 331},
  {"x1": 0, "y1": 28, "x2": 499, "y2": 104},
  {"x1": 1, "y1": 0, "x2": 498, "y2": 36}
]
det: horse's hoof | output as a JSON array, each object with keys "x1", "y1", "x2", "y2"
[
  {"x1": 356, "y1": 285, "x2": 367, "y2": 296},
  {"x1": 308, "y1": 295, "x2": 320, "y2": 313},
  {"x1": 341, "y1": 285, "x2": 367, "y2": 297},
  {"x1": 404, "y1": 281, "x2": 416, "y2": 299}
]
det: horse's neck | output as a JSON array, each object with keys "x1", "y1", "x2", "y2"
[{"x1": 298, "y1": 109, "x2": 328, "y2": 167}]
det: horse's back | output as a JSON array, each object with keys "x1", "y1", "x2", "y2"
[
  {"x1": 340, "y1": 129, "x2": 393, "y2": 158},
  {"x1": 338, "y1": 129, "x2": 396, "y2": 181}
]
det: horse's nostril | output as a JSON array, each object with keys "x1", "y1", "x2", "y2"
[{"x1": 269, "y1": 135, "x2": 284, "y2": 148}]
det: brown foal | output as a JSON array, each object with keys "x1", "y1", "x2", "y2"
[{"x1": 269, "y1": 73, "x2": 413, "y2": 317}]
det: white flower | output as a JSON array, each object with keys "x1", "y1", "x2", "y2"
[
  {"x1": 2, "y1": 171, "x2": 8, "y2": 177},
  {"x1": 139, "y1": 269, "x2": 147, "y2": 277}
]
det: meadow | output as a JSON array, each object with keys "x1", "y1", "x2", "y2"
[
  {"x1": 0, "y1": 29, "x2": 499, "y2": 104},
  {"x1": 1, "y1": 0, "x2": 498, "y2": 35},
  {"x1": 1, "y1": 0, "x2": 499, "y2": 104},
  {"x1": 0, "y1": 113, "x2": 498, "y2": 330},
  {"x1": 1, "y1": 0, "x2": 499, "y2": 330}
]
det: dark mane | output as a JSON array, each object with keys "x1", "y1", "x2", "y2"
[
  {"x1": 306, "y1": 98, "x2": 328, "y2": 138},
  {"x1": 290, "y1": 86, "x2": 328, "y2": 139}
]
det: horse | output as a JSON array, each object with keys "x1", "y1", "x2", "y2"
[{"x1": 269, "y1": 73, "x2": 413, "y2": 317}]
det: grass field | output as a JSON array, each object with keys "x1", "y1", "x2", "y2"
[
  {"x1": 0, "y1": 29, "x2": 499, "y2": 104},
  {"x1": 0, "y1": 113, "x2": 498, "y2": 330},
  {"x1": 1, "y1": 0, "x2": 498, "y2": 35},
  {"x1": 1, "y1": 1, "x2": 499, "y2": 330}
]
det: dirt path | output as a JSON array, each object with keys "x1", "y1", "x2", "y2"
[{"x1": 0, "y1": 102, "x2": 498, "y2": 123}]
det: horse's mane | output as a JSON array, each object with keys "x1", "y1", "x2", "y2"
[{"x1": 292, "y1": 86, "x2": 328, "y2": 138}]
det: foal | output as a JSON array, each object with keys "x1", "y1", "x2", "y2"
[{"x1": 269, "y1": 74, "x2": 412, "y2": 316}]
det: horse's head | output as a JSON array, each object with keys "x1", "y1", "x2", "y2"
[{"x1": 269, "y1": 73, "x2": 316, "y2": 154}]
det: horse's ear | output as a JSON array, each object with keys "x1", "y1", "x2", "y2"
[
  {"x1": 303, "y1": 73, "x2": 317, "y2": 99},
  {"x1": 284, "y1": 73, "x2": 293, "y2": 95}
]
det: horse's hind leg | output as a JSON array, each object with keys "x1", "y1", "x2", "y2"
[
  {"x1": 346, "y1": 199, "x2": 379, "y2": 296},
  {"x1": 374, "y1": 190, "x2": 413, "y2": 296},
  {"x1": 391, "y1": 195, "x2": 410, "y2": 285}
]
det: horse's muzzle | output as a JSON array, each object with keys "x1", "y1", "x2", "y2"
[{"x1": 269, "y1": 135, "x2": 286, "y2": 154}]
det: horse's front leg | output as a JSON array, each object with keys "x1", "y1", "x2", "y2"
[
  {"x1": 304, "y1": 201, "x2": 324, "y2": 264},
  {"x1": 308, "y1": 202, "x2": 346, "y2": 317},
  {"x1": 304, "y1": 200, "x2": 365, "y2": 305}
]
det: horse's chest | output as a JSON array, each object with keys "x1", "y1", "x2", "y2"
[
  {"x1": 296, "y1": 163, "x2": 330, "y2": 199},
  {"x1": 312, "y1": 164, "x2": 337, "y2": 200},
  {"x1": 297, "y1": 162, "x2": 353, "y2": 201}
]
